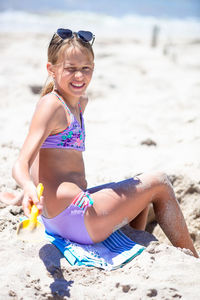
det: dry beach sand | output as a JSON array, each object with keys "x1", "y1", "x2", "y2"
[{"x1": 0, "y1": 21, "x2": 200, "y2": 299}]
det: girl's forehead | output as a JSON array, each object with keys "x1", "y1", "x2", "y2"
[{"x1": 61, "y1": 46, "x2": 93, "y2": 65}]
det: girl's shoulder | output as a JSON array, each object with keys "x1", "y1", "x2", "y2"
[
  {"x1": 33, "y1": 93, "x2": 66, "y2": 126},
  {"x1": 36, "y1": 93, "x2": 64, "y2": 114},
  {"x1": 38, "y1": 92, "x2": 61, "y2": 107}
]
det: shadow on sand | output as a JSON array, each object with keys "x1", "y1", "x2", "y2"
[{"x1": 39, "y1": 243, "x2": 73, "y2": 298}]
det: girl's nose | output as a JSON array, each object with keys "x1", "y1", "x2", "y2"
[{"x1": 74, "y1": 70, "x2": 83, "y2": 80}]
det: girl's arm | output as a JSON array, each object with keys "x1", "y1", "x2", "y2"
[{"x1": 12, "y1": 94, "x2": 62, "y2": 216}]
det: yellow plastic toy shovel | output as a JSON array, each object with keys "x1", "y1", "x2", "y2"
[{"x1": 16, "y1": 183, "x2": 45, "y2": 242}]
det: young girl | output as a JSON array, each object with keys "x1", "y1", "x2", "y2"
[{"x1": 5, "y1": 28, "x2": 199, "y2": 257}]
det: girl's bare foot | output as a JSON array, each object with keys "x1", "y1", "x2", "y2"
[{"x1": 0, "y1": 192, "x2": 22, "y2": 206}]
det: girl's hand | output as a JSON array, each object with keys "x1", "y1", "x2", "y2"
[{"x1": 22, "y1": 182, "x2": 43, "y2": 217}]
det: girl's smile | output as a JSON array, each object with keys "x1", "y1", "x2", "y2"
[{"x1": 70, "y1": 82, "x2": 85, "y2": 89}]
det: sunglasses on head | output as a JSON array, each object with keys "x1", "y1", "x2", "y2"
[{"x1": 56, "y1": 28, "x2": 95, "y2": 46}]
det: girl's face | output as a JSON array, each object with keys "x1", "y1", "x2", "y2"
[{"x1": 50, "y1": 46, "x2": 94, "y2": 101}]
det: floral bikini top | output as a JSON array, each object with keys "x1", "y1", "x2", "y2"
[{"x1": 41, "y1": 92, "x2": 85, "y2": 151}]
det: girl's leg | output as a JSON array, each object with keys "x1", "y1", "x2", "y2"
[
  {"x1": 85, "y1": 172, "x2": 198, "y2": 258},
  {"x1": 88, "y1": 182, "x2": 151, "y2": 230},
  {"x1": 129, "y1": 206, "x2": 150, "y2": 230}
]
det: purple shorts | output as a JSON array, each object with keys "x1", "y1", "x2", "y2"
[{"x1": 41, "y1": 191, "x2": 94, "y2": 245}]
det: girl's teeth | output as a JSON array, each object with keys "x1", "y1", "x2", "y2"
[{"x1": 72, "y1": 83, "x2": 84, "y2": 87}]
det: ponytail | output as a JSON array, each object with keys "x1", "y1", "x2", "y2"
[{"x1": 41, "y1": 78, "x2": 54, "y2": 97}]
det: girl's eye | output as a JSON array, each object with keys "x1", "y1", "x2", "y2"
[
  {"x1": 63, "y1": 66, "x2": 93, "y2": 73},
  {"x1": 82, "y1": 66, "x2": 93, "y2": 72},
  {"x1": 64, "y1": 67, "x2": 76, "y2": 72}
]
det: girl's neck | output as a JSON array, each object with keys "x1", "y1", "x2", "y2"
[{"x1": 53, "y1": 88, "x2": 80, "y2": 109}]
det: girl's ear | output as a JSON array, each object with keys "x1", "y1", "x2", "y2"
[{"x1": 47, "y1": 62, "x2": 55, "y2": 77}]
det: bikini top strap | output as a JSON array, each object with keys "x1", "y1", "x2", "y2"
[
  {"x1": 51, "y1": 91, "x2": 71, "y2": 115},
  {"x1": 51, "y1": 91, "x2": 82, "y2": 115},
  {"x1": 78, "y1": 102, "x2": 82, "y2": 114}
]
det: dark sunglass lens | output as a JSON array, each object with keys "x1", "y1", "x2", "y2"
[
  {"x1": 57, "y1": 28, "x2": 72, "y2": 39},
  {"x1": 78, "y1": 31, "x2": 93, "y2": 42}
]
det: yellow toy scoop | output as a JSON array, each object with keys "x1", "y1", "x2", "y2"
[{"x1": 16, "y1": 183, "x2": 45, "y2": 242}]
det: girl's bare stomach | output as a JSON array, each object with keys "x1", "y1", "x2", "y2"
[{"x1": 31, "y1": 149, "x2": 87, "y2": 217}]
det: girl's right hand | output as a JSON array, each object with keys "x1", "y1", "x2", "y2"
[{"x1": 22, "y1": 182, "x2": 43, "y2": 217}]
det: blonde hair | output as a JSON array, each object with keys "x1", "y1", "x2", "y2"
[{"x1": 41, "y1": 33, "x2": 94, "y2": 97}]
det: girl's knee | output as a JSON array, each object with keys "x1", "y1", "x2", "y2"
[
  {"x1": 152, "y1": 171, "x2": 171, "y2": 185},
  {"x1": 149, "y1": 171, "x2": 175, "y2": 199},
  {"x1": 138, "y1": 171, "x2": 173, "y2": 192}
]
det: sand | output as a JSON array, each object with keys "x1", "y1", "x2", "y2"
[{"x1": 0, "y1": 29, "x2": 200, "y2": 299}]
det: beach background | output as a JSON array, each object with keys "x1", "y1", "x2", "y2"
[{"x1": 0, "y1": 0, "x2": 200, "y2": 299}]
